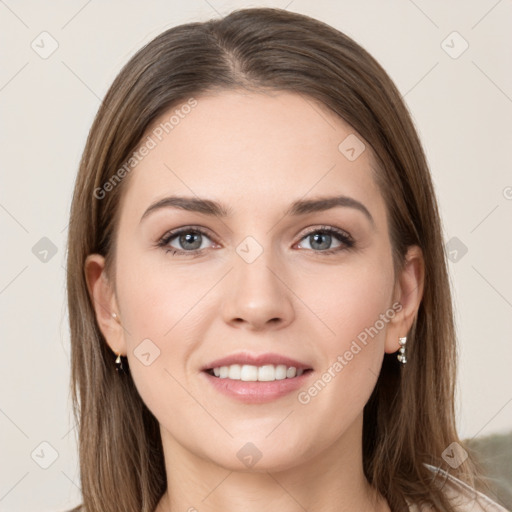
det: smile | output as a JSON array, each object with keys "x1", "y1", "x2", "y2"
[{"x1": 205, "y1": 364, "x2": 312, "y2": 381}]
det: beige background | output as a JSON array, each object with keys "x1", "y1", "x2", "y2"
[{"x1": 0, "y1": 1, "x2": 511, "y2": 510}]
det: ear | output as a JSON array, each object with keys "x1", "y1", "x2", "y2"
[
  {"x1": 384, "y1": 245, "x2": 425, "y2": 354},
  {"x1": 84, "y1": 254, "x2": 126, "y2": 356}
]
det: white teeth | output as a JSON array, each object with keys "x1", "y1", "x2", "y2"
[
  {"x1": 259, "y1": 365, "x2": 279, "y2": 381},
  {"x1": 241, "y1": 365, "x2": 259, "y2": 381},
  {"x1": 210, "y1": 364, "x2": 307, "y2": 381},
  {"x1": 228, "y1": 364, "x2": 241, "y2": 379}
]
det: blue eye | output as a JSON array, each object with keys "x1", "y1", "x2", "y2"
[
  {"x1": 296, "y1": 226, "x2": 354, "y2": 255},
  {"x1": 157, "y1": 227, "x2": 214, "y2": 256}
]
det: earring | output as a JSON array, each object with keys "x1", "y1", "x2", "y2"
[
  {"x1": 112, "y1": 312, "x2": 120, "y2": 323},
  {"x1": 115, "y1": 352, "x2": 127, "y2": 374},
  {"x1": 397, "y1": 336, "x2": 407, "y2": 364}
]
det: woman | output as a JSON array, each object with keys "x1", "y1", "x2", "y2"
[{"x1": 65, "y1": 7, "x2": 508, "y2": 512}]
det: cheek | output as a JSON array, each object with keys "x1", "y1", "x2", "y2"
[
  {"x1": 305, "y1": 259, "x2": 394, "y2": 385},
  {"x1": 116, "y1": 247, "x2": 200, "y2": 339},
  {"x1": 115, "y1": 267, "x2": 201, "y2": 428},
  {"x1": 114, "y1": 247, "x2": 215, "y2": 399},
  {"x1": 307, "y1": 256, "x2": 394, "y2": 338}
]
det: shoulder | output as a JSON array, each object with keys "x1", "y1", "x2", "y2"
[{"x1": 406, "y1": 464, "x2": 509, "y2": 512}]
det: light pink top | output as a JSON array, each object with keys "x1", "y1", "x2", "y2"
[{"x1": 406, "y1": 465, "x2": 509, "y2": 511}]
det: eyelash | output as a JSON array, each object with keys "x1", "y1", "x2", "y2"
[{"x1": 157, "y1": 225, "x2": 355, "y2": 257}]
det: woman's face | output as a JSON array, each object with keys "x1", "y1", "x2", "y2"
[{"x1": 88, "y1": 89, "x2": 422, "y2": 472}]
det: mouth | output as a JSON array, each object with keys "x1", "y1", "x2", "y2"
[{"x1": 201, "y1": 361, "x2": 315, "y2": 403}]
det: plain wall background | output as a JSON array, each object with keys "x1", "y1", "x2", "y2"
[{"x1": 0, "y1": 1, "x2": 511, "y2": 510}]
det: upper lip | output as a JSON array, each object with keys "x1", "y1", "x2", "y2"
[{"x1": 201, "y1": 352, "x2": 313, "y2": 371}]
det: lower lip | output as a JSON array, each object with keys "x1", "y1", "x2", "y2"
[{"x1": 201, "y1": 370, "x2": 314, "y2": 404}]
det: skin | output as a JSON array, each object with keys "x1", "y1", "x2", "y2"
[{"x1": 86, "y1": 89, "x2": 424, "y2": 512}]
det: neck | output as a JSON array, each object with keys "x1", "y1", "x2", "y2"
[{"x1": 154, "y1": 413, "x2": 390, "y2": 512}]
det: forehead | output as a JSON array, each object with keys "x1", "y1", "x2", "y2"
[{"x1": 120, "y1": 90, "x2": 384, "y2": 223}]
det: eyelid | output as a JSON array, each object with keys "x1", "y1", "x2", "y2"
[{"x1": 299, "y1": 224, "x2": 353, "y2": 242}]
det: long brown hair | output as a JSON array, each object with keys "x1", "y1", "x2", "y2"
[{"x1": 66, "y1": 7, "x2": 491, "y2": 512}]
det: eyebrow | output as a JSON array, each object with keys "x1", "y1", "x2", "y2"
[{"x1": 140, "y1": 194, "x2": 375, "y2": 227}]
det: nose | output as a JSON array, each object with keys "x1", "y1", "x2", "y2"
[{"x1": 220, "y1": 248, "x2": 295, "y2": 331}]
